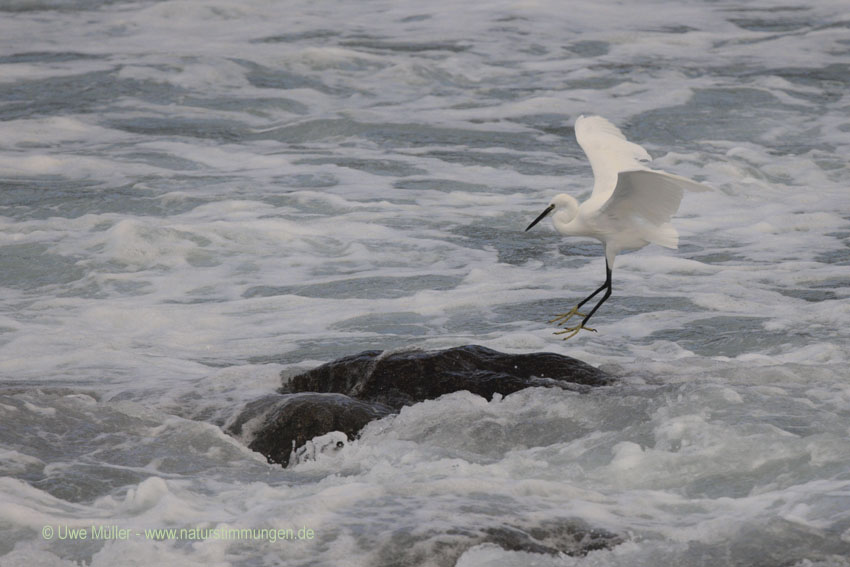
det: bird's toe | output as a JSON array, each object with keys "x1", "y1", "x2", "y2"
[
  {"x1": 548, "y1": 307, "x2": 586, "y2": 326},
  {"x1": 553, "y1": 323, "x2": 596, "y2": 340}
]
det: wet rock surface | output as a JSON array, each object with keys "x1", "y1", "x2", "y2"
[
  {"x1": 373, "y1": 517, "x2": 624, "y2": 564},
  {"x1": 283, "y1": 344, "x2": 613, "y2": 408},
  {"x1": 226, "y1": 392, "x2": 392, "y2": 467},
  {"x1": 227, "y1": 345, "x2": 613, "y2": 467}
]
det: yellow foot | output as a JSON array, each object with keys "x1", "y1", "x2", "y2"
[
  {"x1": 553, "y1": 324, "x2": 597, "y2": 341},
  {"x1": 548, "y1": 306, "x2": 586, "y2": 326}
]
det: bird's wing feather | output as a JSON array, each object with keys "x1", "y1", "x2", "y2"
[
  {"x1": 599, "y1": 170, "x2": 688, "y2": 226},
  {"x1": 575, "y1": 115, "x2": 651, "y2": 202}
]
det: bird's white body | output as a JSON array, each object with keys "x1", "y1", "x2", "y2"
[{"x1": 525, "y1": 114, "x2": 709, "y2": 339}]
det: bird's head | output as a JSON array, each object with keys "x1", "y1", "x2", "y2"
[{"x1": 525, "y1": 193, "x2": 579, "y2": 231}]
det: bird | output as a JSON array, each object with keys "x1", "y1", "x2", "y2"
[{"x1": 525, "y1": 115, "x2": 708, "y2": 340}]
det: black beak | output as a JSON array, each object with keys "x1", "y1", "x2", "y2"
[{"x1": 525, "y1": 204, "x2": 555, "y2": 231}]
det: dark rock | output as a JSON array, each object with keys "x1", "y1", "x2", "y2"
[
  {"x1": 226, "y1": 393, "x2": 392, "y2": 467},
  {"x1": 373, "y1": 518, "x2": 623, "y2": 565},
  {"x1": 483, "y1": 518, "x2": 622, "y2": 557},
  {"x1": 230, "y1": 345, "x2": 612, "y2": 467},
  {"x1": 283, "y1": 344, "x2": 612, "y2": 409}
]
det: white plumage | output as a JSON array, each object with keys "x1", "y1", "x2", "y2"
[{"x1": 525, "y1": 115, "x2": 709, "y2": 340}]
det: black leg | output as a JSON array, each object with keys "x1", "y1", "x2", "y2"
[
  {"x1": 550, "y1": 261, "x2": 612, "y2": 327},
  {"x1": 554, "y1": 261, "x2": 612, "y2": 340},
  {"x1": 574, "y1": 272, "x2": 611, "y2": 311},
  {"x1": 579, "y1": 263, "x2": 612, "y2": 328}
]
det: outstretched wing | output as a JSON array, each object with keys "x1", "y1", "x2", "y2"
[
  {"x1": 575, "y1": 115, "x2": 651, "y2": 203},
  {"x1": 600, "y1": 170, "x2": 686, "y2": 227}
]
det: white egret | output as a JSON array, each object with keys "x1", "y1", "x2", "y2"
[{"x1": 525, "y1": 115, "x2": 708, "y2": 340}]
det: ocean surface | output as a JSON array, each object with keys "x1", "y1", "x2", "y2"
[{"x1": 1, "y1": 0, "x2": 849, "y2": 565}]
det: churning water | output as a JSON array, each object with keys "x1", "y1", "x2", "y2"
[{"x1": 1, "y1": 0, "x2": 849, "y2": 565}]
